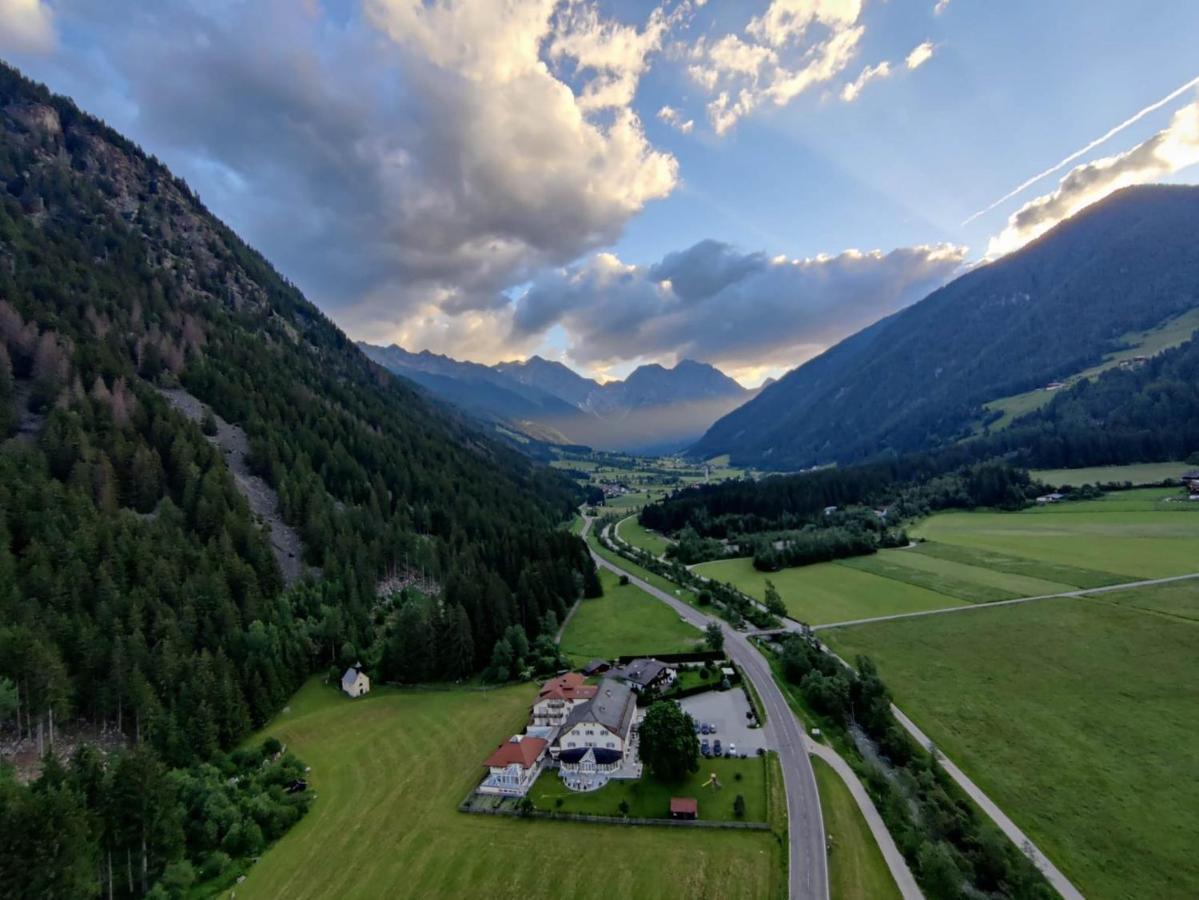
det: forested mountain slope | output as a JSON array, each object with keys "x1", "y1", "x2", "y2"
[
  {"x1": 694, "y1": 185, "x2": 1199, "y2": 469},
  {"x1": 0, "y1": 57, "x2": 595, "y2": 784}
]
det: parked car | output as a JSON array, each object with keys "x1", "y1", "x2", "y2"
[
  {"x1": 700, "y1": 739, "x2": 711, "y2": 757},
  {"x1": 692, "y1": 720, "x2": 701, "y2": 733},
  {"x1": 700, "y1": 723, "x2": 711, "y2": 735},
  {"x1": 729, "y1": 743, "x2": 737, "y2": 757},
  {"x1": 713, "y1": 739, "x2": 723, "y2": 756}
]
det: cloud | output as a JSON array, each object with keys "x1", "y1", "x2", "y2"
[
  {"x1": 839, "y1": 41, "x2": 932, "y2": 103},
  {"x1": 687, "y1": 0, "x2": 865, "y2": 133},
  {"x1": 0, "y1": 0, "x2": 55, "y2": 54},
  {"x1": 905, "y1": 40, "x2": 934, "y2": 70},
  {"x1": 657, "y1": 104, "x2": 694, "y2": 133},
  {"x1": 840, "y1": 61, "x2": 890, "y2": 102},
  {"x1": 30, "y1": 0, "x2": 680, "y2": 358},
  {"x1": 933, "y1": 0, "x2": 951, "y2": 15},
  {"x1": 987, "y1": 98, "x2": 1199, "y2": 257},
  {"x1": 511, "y1": 238, "x2": 966, "y2": 372}
]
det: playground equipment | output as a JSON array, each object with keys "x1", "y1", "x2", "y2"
[{"x1": 702, "y1": 772, "x2": 723, "y2": 790}]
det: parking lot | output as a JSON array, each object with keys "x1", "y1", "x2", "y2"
[{"x1": 679, "y1": 687, "x2": 771, "y2": 758}]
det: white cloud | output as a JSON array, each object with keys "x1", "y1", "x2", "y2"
[
  {"x1": 0, "y1": 0, "x2": 55, "y2": 54},
  {"x1": 906, "y1": 40, "x2": 934, "y2": 70},
  {"x1": 840, "y1": 61, "x2": 890, "y2": 102},
  {"x1": 511, "y1": 239, "x2": 966, "y2": 371},
  {"x1": 657, "y1": 104, "x2": 695, "y2": 133},
  {"x1": 933, "y1": 0, "x2": 951, "y2": 15},
  {"x1": 987, "y1": 99, "x2": 1199, "y2": 257},
  {"x1": 687, "y1": 0, "x2": 865, "y2": 133}
]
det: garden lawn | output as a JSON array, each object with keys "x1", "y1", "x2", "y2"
[
  {"x1": 560, "y1": 567, "x2": 701, "y2": 664},
  {"x1": 823, "y1": 582, "x2": 1199, "y2": 899},
  {"x1": 529, "y1": 755, "x2": 775, "y2": 823},
  {"x1": 617, "y1": 515, "x2": 671, "y2": 557},
  {"x1": 811, "y1": 758, "x2": 900, "y2": 900},
  {"x1": 693, "y1": 556, "x2": 965, "y2": 625},
  {"x1": 911, "y1": 507, "x2": 1199, "y2": 579},
  {"x1": 235, "y1": 679, "x2": 783, "y2": 900},
  {"x1": 841, "y1": 549, "x2": 1071, "y2": 602}
]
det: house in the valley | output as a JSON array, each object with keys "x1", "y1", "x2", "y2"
[
  {"x1": 610, "y1": 657, "x2": 676, "y2": 695},
  {"x1": 531, "y1": 672, "x2": 599, "y2": 728},
  {"x1": 477, "y1": 735, "x2": 548, "y2": 797},
  {"x1": 1035, "y1": 492, "x2": 1065, "y2": 504},
  {"x1": 555, "y1": 678, "x2": 637, "y2": 781},
  {"x1": 341, "y1": 664, "x2": 370, "y2": 698}
]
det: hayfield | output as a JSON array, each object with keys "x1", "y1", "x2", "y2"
[
  {"x1": 560, "y1": 567, "x2": 701, "y2": 663},
  {"x1": 811, "y1": 757, "x2": 900, "y2": 900},
  {"x1": 236, "y1": 680, "x2": 784, "y2": 900},
  {"x1": 824, "y1": 582, "x2": 1199, "y2": 899},
  {"x1": 1031, "y1": 461, "x2": 1192, "y2": 487},
  {"x1": 616, "y1": 515, "x2": 671, "y2": 557},
  {"x1": 693, "y1": 556, "x2": 965, "y2": 625}
]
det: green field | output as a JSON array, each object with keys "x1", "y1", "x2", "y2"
[
  {"x1": 237, "y1": 680, "x2": 783, "y2": 899},
  {"x1": 693, "y1": 556, "x2": 965, "y2": 625},
  {"x1": 912, "y1": 505, "x2": 1199, "y2": 579},
  {"x1": 616, "y1": 515, "x2": 671, "y2": 557},
  {"x1": 811, "y1": 758, "x2": 901, "y2": 900},
  {"x1": 1031, "y1": 462, "x2": 1192, "y2": 487},
  {"x1": 560, "y1": 567, "x2": 701, "y2": 663},
  {"x1": 841, "y1": 549, "x2": 1071, "y2": 603},
  {"x1": 824, "y1": 582, "x2": 1199, "y2": 899},
  {"x1": 530, "y1": 755, "x2": 775, "y2": 823},
  {"x1": 910, "y1": 541, "x2": 1125, "y2": 589}
]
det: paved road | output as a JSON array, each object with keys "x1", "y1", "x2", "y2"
[
  {"x1": 813, "y1": 570, "x2": 1199, "y2": 632},
  {"x1": 806, "y1": 740, "x2": 922, "y2": 900},
  {"x1": 583, "y1": 517, "x2": 830, "y2": 900}
]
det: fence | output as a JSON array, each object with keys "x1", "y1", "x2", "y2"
[{"x1": 459, "y1": 799, "x2": 770, "y2": 831}]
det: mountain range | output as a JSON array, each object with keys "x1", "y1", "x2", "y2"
[
  {"x1": 359, "y1": 343, "x2": 756, "y2": 453},
  {"x1": 694, "y1": 184, "x2": 1199, "y2": 469}
]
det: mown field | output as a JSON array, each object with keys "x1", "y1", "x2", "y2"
[
  {"x1": 811, "y1": 758, "x2": 900, "y2": 900},
  {"x1": 694, "y1": 483, "x2": 1199, "y2": 625},
  {"x1": 236, "y1": 680, "x2": 784, "y2": 899},
  {"x1": 560, "y1": 567, "x2": 701, "y2": 664},
  {"x1": 693, "y1": 556, "x2": 966, "y2": 625},
  {"x1": 529, "y1": 755, "x2": 776, "y2": 823},
  {"x1": 616, "y1": 515, "x2": 671, "y2": 556},
  {"x1": 824, "y1": 581, "x2": 1199, "y2": 899},
  {"x1": 1031, "y1": 461, "x2": 1192, "y2": 487}
]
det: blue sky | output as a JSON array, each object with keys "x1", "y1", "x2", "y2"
[{"x1": 2, "y1": 0, "x2": 1197, "y2": 384}]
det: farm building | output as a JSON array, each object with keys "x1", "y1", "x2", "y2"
[
  {"x1": 610, "y1": 658, "x2": 677, "y2": 694},
  {"x1": 581, "y1": 659, "x2": 610, "y2": 676}
]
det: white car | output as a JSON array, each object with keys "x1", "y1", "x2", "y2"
[{"x1": 729, "y1": 742, "x2": 737, "y2": 756}]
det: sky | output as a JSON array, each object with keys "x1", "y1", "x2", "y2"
[{"x1": 2, "y1": 0, "x2": 1198, "y2": 386}]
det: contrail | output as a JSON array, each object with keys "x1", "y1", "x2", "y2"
[{"x1": 962, "y1": 74, "x2": 1199, "y2": 226}]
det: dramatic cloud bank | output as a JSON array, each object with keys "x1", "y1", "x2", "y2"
[
  {"x1": 511, "y1": 239, "x2": 966, "y2": 381},
  {"x1": 25, "y1": 0, "x2": 685, "y2": 361},
  {"x1": 0, "y1": 0, "x2": 54, "y2": 54},
  {"x1": 988, "y1": 98, "x2": 1199, "y2": 256}
]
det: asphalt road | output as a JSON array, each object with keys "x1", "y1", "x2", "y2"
[{"x1": 584, "y1": 517, "x2": 829, "y2": 900}]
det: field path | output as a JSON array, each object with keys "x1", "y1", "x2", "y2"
[
  {"x1": 888, "y1": 706, "x2": 1085, "y2": 900},
  {"x1": 584, "y1": 515, "x2": 831, "y2": 900},
  {"x1": 812, "y1": 570, "x2": 1199, "y2": 631}
]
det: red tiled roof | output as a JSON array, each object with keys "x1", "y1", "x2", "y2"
[
  {"x1": 670, "y1": 797, "x2": 697, "y2": 814},
  {"x1": 483, "y1": 736, "x2": 548, "y2": 769},
  {"x1": 538, "y1": 673, "x2": 598, "y2": 702}
]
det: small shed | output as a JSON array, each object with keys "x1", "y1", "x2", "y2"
[
  {"x1": 670, "y1": 797, "x2": 698, "y2": 820},
  {"x1": 582, "y1": 659, "x2": 610, "y2": 676}
]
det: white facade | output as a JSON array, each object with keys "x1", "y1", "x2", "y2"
[
  {"x1": 477, "y1": 761, "x2": 542, "y2": 796},
  {"x1": 341, "y1": 669, "x2": 370, "y2": 698},
  {"x1": 531, "y1": 695, "x2": 589, "y2": 728},
  {"x1": 559, "y1": 717, "x2": 626, "y2": 755}
]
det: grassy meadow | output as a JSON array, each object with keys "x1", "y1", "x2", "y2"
[
  {"x1": 1031, "y1": 461, "x2": 1192, "y2": 487},
  {"x1": 235, "y1": 679, "x2": 784, "y2": 900},
  {"x1": 693, "y1": 556, "x2": 966, "y2": 624},
  {"x1": 559, "y1": 567, "x2": 701, "y2": 663},
  {"x1": 616, "y1": 515, "x2": 672, "y2": 557},
  {"x1": 811, "y1": 758, "x2": 901, "y2": 900},
  {"x1": 824, "y1": 581, "x2": 1199, "y2": 899}
]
